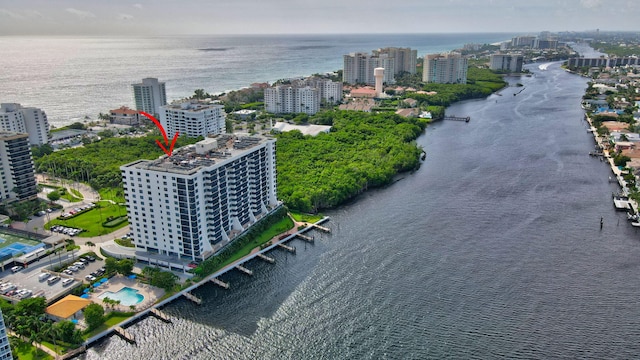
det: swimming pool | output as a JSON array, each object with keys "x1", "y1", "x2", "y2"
[{"x1": 98, "y1": 286, "x2": 144, "y2": 306}]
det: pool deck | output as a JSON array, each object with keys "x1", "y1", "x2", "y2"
[{"x1": 88, "y1": 276, "x2": 165, "y2": 312}]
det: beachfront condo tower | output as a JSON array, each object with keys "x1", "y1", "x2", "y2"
[
  {"x1": 159, "y1": 100, "x2": 226, "y2": 138},
  {"x1": 0, "y1": 103, "x2": 50, "y2": 146},
  {"x1": 132, "y1": 78, "x2": 167, "y2": 116},
  {"x1": 423, "y1": 53, "x2": 468, "y2": 84}
]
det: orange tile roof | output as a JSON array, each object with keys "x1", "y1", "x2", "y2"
[
  {"x1": 46, "y1": 295, "x2": 92, "y2": 319},
  {"x1": 110, "y1": 106, "x2": 138, "y2": 115}
]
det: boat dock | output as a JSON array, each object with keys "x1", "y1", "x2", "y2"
[
  {"x1": 79, "y1": 214, "x2": 333, "y2": 353},
  {"x1": 311, "y1": 223, "x2": 331, "y2": 232},
  {"x1": 235, "y1": 264, "x2": 253, "y2": 276},
  {"x1": 149, "y1": 308, "x2": 172, "y2": 323},
  {"x1": 257, "y1": 253, "x2": 276, "y2": 263},
  {"x1": 183, "y1": 292, "x2": 202, "y2": 305},
  {"x1": 278, "y1": 243, "x2": 296, "y2": 253},
  {"x1": 296, "y1": 233, "x2": 314, "y2": 242},
  {"x1": 210, "y1": 277, "x2": 230, "y2": 289},
  {"x1": 443, "y1": 115, "x2": 470, "y2": 122},
  {"x1": 114, "y1": 326, "x2": 135, "y2": 343}
]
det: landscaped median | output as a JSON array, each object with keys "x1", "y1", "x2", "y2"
[{"x1": 45, "y1": 201, "x2": 128, "y2": 237}]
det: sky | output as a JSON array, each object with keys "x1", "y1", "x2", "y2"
[{"x1": 0, "y1": 0, "x2": 639, "y2": 36}]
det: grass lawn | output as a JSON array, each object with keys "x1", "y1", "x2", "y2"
[
  {"x1": 12, "y1": 338, "x2": 53, "y2": 360},
  {"x1": 60, "y1": 191, "x2": 82, "y2": 202},
  {"x1": 45, "y1": 203, "x2": 128, "y2": 237},
  {"x1": 217, "y1": 216, "x2": 294, "y2": 270},
  {"x1": 83, "y1": 313, "x2": 134, "y2": 339},
  {"x1": 69, "y1": 188, "x2": 84, "y2": 200},
  {"x1": 288, "y1": 210, "x2": 323, "y2": 223}
]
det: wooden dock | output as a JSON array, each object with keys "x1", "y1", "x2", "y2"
[
  {"x1": 311, "y1": 223, "x2": 331, "y2": 233},
  {"x1": 257, "y1": 253, "x2": 275, "y2": 263},
  {"x1": 296, "y1": 233, "x2": 314, "y2": 242},
  {"x1": 183, "y1": 292, "x2": 202, "y2": 305},
  {"x1": 235, "y1": 264, "x2": 253, "y2": 276},
  {"x1": 210, "y1": 277, "x2": 230, "y2": 289},
  {"x1": 114, "y1": 326, "x2": 135, "y2": 343},
  {"x1": 443, "y1": 115, "x2": 470, "y2": 122},
  {"x1": 150, "y1": 308, "x2": 171, "y2": 323},
  {"x1": 278, "y1": 243, "x2": 296, "y2": 253}
]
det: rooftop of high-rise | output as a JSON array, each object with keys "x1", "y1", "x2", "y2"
[{"x1": 124, "y1": 134, "x2": 273, "y2": 175}]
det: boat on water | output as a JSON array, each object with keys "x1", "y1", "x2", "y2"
[
  {"x1": 631, "y1": 221, "x2": 640, "y2": 228},
  {"x1": 613, "y1": 194, "x2": 631, "y2": 211}
]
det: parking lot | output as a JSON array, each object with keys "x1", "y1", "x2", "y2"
[{"x1": 0, "y1": 252, "x2": 105, "y2": 302}]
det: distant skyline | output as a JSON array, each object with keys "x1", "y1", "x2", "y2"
[{"x1": 0, "y1": 0, "x2": 639, "y2": 36}]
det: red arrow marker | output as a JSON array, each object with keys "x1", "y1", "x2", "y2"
[{"x1": 139, "y1": 111, "x2": 179, "y2": 157}]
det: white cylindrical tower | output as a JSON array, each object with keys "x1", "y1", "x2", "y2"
[{"x1": 374, "y1": 67, "x2": 384, "y2": 98}]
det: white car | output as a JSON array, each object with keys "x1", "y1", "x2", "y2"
[
  {"x1": 10, "y1": 265, "x2": 22, "y2": 273},
  {"x1": 62, "y1": 278, "x2": 74, "y2": 287},
  {"x1": 85, "y1": 274, "x2": 96, "y2": 282}
]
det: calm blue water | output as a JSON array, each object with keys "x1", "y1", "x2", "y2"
[
  {"x1": 74, "y1": 55, "x2": 640, "y2": 359},
  {"x1": 0, "y1": 33, "x2": 511, "y2": 126},
  {"x1": 98, "y1": 287, "x2": 144, "y2": 306}
]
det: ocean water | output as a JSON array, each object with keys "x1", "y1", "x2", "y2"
[{"x1": 0, "y1": 33, "x2": 512, "y2": 126}]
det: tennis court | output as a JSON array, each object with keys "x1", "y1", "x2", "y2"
[{"x1": 0, "y1": 233, "x2": 44, "y2": 260}]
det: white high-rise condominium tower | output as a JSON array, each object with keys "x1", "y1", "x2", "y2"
[
  {"x1": 423, "y1": 53, "x2": 468, "y2": 84},
  {"x1": 0, "y1": 308, "x2": 11, "y2": 360},
  {"x1": 0, "y1": 103, "x2": 50, "y2": 146},
  {"x1": 264, "y1": 86, "x2": 320, "y2": 115},
  {"x1": 343, "y1": 53, "x2": 395, "y2": 85},
  {"x1": 160, "y1": 101, "x2": 226, "y2": 138},
  {"x1": 132, "y1": 78, "x2": 167, "y2": 116},
  {"x1": 490, "y1": 54, "x2": 524, "y2": 73},
  {"x1": 0, "y1": 132, "x2": 37, "y2": 202},
  {"x1": 372, "y1": 47, "x2": 418, "y2": 75},
  {"x1": 121, "y1": 135, "x2": 278, "y2": 261}
]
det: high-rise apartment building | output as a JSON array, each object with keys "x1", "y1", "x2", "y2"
[
  {"x1": 0, "y1": 308, "x2": 11, "y2": 360},
  {"x1": 303, "y1": 78, "x2": 343, "y2": 105},
  {"x1": 343, "y1": 53, "x2": 395, "y2": 85},
  {"x1": 0, "y1": 103, "x2": 49, "y2": 146},
  {"x1": 264, "y1": 85, "x2": 320, "y2": 115},
  {"x1": 121, "y1": 135, "x2": 278, "y2": 260},
  {"x1": 0, "y1": 132, "x2": 37, "y2": 202},
  {"x1": 132, "y1": 78, "x2": 167, "y2": 116},
  {"x1": 372, "y1": 47, "x2": 418, "y2": 75},
  {"x1": 423, "y1": 53, "x2": 468, "y2": 84},
  {"x1": 490, "y1": 54, "x2": 524, "y2": 73},
  {"x1": 159, "y1": 101, "x2": 226, "y2": 138}
]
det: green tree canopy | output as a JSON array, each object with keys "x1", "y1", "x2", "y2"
[{"x1": 84, "y1": 303, "x2": 105, "y2": 330}]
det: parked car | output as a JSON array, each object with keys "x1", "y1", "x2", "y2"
[
  {"x1": 62, "y1": 278, "x2": 74, "y2": 287},
  {"x1": 85, "y1": 275, "x2": 96, "y2": 282},
  {"x1": 16, "y1": 289, "x2": 32, "y2": 299},
  {"x1": 38, "y1": 273, "x2": 51, "y2": 282},
  {"x1": 73, "y1": 262, "x2": 85, "y2": 269},
  {"x1": 47, "y1": 276, "x2": 60, "y2": 285},
  {"x1": 85, "y1": 256, "x2": 96, "y2": 262},
  {"x1": 62, "y1": 269, "x2": 73, "y2": 276},
  {"x1": 67, "y1": 266, "x2": 79, "y2": 272},
  {"x1": 78, "y1": 258, "x2": 89, "y2": 265},
  {"x1": 11, "y1": 265, "x2": 22, "y2": 273}
]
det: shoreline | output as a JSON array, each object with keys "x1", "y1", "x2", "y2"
[
  {"x1": 79, "y1": 216, "x2": 330, "y2": 353},
  {"x1": 583, "y1": 114, "x2": 639, "y2": 215}
]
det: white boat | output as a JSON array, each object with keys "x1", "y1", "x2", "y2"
[
  {"x1": 613, "y1": 197, "x2": 631, "y2": 210},
  {"x1": 631, "y1": 221, "x2": 640, "y2": 228}
]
